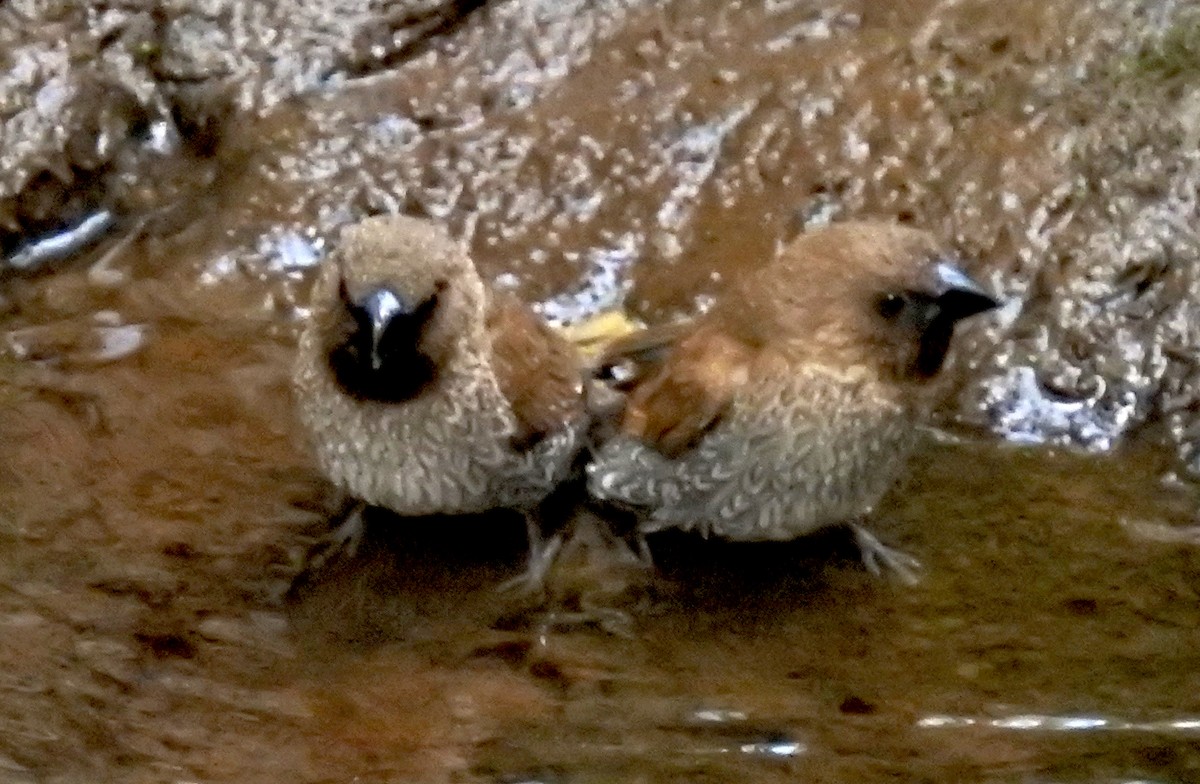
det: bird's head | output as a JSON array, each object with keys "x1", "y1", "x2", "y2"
[
  {"x1": 318, "y1": 214, "x2": 486, "y2": 402},
  {"x1": 754, "y1": 221, "x2": 999, "y2": 383},
  {"x1": 868, "y1": 253, "x2": 1000, "y2": 380}
]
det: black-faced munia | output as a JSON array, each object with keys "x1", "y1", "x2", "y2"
[{"x1": 293, "y1": 214, "x2": 587, "y2": 586}]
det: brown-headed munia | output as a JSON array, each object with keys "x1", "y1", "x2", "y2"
[{"x1": 586, "y1": 221, "x2": 999, "y2": 583}]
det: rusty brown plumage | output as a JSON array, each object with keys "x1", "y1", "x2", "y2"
[
  {"x1": 487, "y1": 291, "x2": 587, "y2": 449},
  {"x1": 618, "y1": 325, "x2": 759, "y2": 458}
]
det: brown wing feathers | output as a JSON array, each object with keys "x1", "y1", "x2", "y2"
[
  {"x1": 487, "y1": 292, "x2": 585, "y2": 448},
  {"x1": 614, "y1": 323, "x2": 758, "y2": 459}
]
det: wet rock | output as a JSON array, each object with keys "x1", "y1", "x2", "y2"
[
  {"x1": 0, "y1": 2, "x2": 170, "y2": 270},
  {"x1": 957, "y1": 13, "x2": 1200, "y2": 473},
  {"x1": 153, "y1": 0, "x2": 483, "y2": 112},
  {"x1": 12, "y1": 0, "x2": 1200, "y2": 473},
  {"x1": 0, "y1": 1, "x2": 489, "y2": 274}
]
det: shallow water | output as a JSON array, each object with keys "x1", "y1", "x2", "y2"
[
  {"x1": 3, "y1": 1, "x2": 1200, "y2": 781},
  {"x1": 2, "y1": 260, "x2": 1199, "y2": 783}
]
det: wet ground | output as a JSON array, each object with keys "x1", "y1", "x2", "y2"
[
  {"x1": 3, "y1": 261, "x2": 1200, "y2": 783},
  {"x1": 5, "y1": 0, "x2": 1200, "y2": 782}
]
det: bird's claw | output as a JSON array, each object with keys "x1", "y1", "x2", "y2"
[
  {"x1": 498, "y1": 532, "x2": 563, "y2": 597},
  {"x1": 852, "y1": 525, "x2": 922, "y2": 585},
  {"x1": 301, "y1": 504, "x2": 366, "y2": 575}
]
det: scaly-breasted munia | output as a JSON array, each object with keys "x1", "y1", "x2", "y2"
[
  {"x1": 293, "y1": 214, "x2": 587, "y2": 586},
  {"x1": 586, "y1": 221, "x2": 999, "y2": 582}
]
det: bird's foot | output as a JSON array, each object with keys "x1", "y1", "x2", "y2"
[
  {"x1": 633, "y1": 531, "x2": 656, "y2": 570},
  {"x1": 851, "y1": 524, "x2": 922, "y2": 585},
  {"x1": 498, "y1": 531, "x2": 563, "y2": 598},
  {"x1": 536, "y1": 604, "x2": 636, "y2": 639},
  {"x1": 302, "y1": 503, "x2": 366, "y2": 575}
]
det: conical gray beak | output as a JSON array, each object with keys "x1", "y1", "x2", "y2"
[
  {"x1": 360, "y1": 288, "x2": 410, "y2": 370},
  {"x1": 930, "y1": 261, "x2": 1000, "y2": 321}
]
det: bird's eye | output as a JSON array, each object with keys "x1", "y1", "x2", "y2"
[{"x1": 877, "y1": 293, "x2": 905, "y2": 320}]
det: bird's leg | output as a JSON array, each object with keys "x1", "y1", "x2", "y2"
[
  {"x1": 634, "y1": 530, "x2": 656, "y2": 570},
  {"x1": 304, "y1": 500, "x2": 367, "y2": 573},
  {"x1": 498, "y1": 512, "x2": 562, "y2": 596},
  {"x1": 851, "y1": 524, "x2": 922, "y2": 586}
]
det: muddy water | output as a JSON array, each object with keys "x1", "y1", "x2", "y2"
[
  {"x1": 4, "y1": 0, "x2": 1200, "y2": 782},
  {"x1": 2, "y1": 256, "x2": 1200, "y2": 782}
]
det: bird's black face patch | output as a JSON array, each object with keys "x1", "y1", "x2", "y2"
[
  {"x1": 913, "y1": 313, "x2": 955, "y2": 378},
  {"x1": 874, "y1": 290, "x2": 957, "y2": 379},
  {"x1": 875, "y1": 273, "x2": 998, "y2": 379},
  {"x1": 328, "y1": 281, "x2": 442, "y2": 403}
]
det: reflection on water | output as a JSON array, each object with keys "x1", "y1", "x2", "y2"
[
  {"x1": 2, "y1": 1, "x2": 1200, "y2": 778},
  {"x1": 920, "y1": 714, "x2": 1200, "y2": 733},
  {"x1": 1, "y1": 256, "x2": 1199, "y2": 783}
]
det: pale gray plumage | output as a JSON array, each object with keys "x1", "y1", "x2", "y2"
[
  {"x1": 296, "y1": 344, "x2": 582, "y2": 515},
  {"x1": 292, "y1": 215, "x2": 585, "y2": 566},
  {"x1": 588, "y1": 366, "x2": 911, "y2": 541}
]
